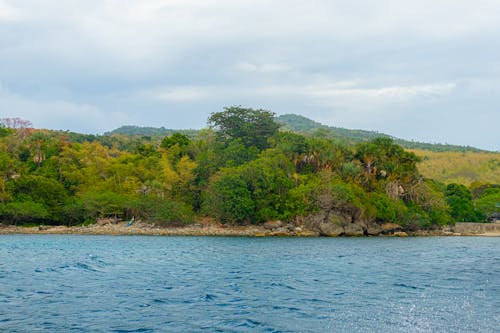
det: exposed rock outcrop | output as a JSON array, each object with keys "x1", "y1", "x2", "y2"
[
  {"x1": 318, "y1": 222, "x2": 344, "y2": 236},
  {"x1": 343, "y1": 223, "x2": 364, "y2": 236},
  {"x1": 263, "y1": 220, "x2": 283, "y2": 230}
]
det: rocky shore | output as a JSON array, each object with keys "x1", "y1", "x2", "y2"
[{"x1": 0, "y1": 220, "x2": 499, "y2": 237}]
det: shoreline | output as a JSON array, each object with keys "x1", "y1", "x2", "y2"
[{"x1": 1, "y1": 221, "x2": 499, "y2": 237}]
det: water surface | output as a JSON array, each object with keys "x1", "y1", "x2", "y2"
[{"x1": 1, "y1": 236, "x2": 499, "y2": 332}]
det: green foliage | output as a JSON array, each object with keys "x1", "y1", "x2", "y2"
[
  {"x1": 445, "y1": 183, "x2": 484, "y2": 222},
  {"x1": 369, "y1": 193, "x2": 398, "y2": 222},
  {"x1": 401, "y1": 204, "x2": 432, "y2": 229},
  {"x1": 217, "y1": 140, "x2": 259, "y2": 167},
  {"x1": 208, "y1": 106, "x2": 280, "y2": 150},
  {"x1": 135, "y1": 143, "x2": 160, "y2": 157},
  {"x1": 129, "y1": 196, "x2": 194, "y2": 225},
  {"x1": 0, "y1": 201, "x2": 49, "y2": 225},
  {"x1": 284, "y1": 177, "x2": 320, "y2": 218},
  {"x1": 10, "y1": 175, "x2": 68, "y2": 222},
  {"x1": 354, "y1": 138, "x2": 420, "y2": 195},
  {"x1": 161, "y1": 132, "x2": 191, "y2": 150},
  {"x1": 0, "y1": 124, "x2": 13, "y2": 138},
  {"x1": 203, "y1": 173, "x2": 255, "y2": 224},
  {"x1": 79, "y1": 191, "x2": 129, "y2": 219},
  {"x1": 473, "y1": 186, "x2": 500, "y2": 217},
  {"x1": 60, "y1": 199, "x2": 87, "y2": 226},
  {"x1": 0, "y1": 110, "x2": 492, "y2": 229}
]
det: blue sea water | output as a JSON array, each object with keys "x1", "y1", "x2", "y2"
[{"x1": 0, "y1": 236, "x2": 499, "y2": 332}]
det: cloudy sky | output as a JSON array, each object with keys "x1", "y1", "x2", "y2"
[{"x1": 1, "y1": 0, "x2": 499, "y2": 150}]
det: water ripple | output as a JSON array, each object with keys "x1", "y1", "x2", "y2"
[{"x1": 0, "y1": 235, "x2": 499, "y2": 332}]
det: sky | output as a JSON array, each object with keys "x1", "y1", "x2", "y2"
[{"x1": 0, "y1": 0, "x2": 499, "y2": 151}]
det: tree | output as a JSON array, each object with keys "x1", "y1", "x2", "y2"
[
  {"x1": 10, "y1": 175, "x2": 68, "y2": 222},
  {"x1": 473, "y1": 187, "x2": 500, "y2": 218},
  {"x1": 161, "y1": 132, "x2": 191, "y2": 150},
  {"x1": 445, "y1": 183, "x2": 484, "y2": 222},
  {"x1": 0, "y1": 201, "x2": 49, "y2": 225},
  {"x1": 208, "y1": 106, "x2": 280, "y2": 150},
  {"x1": 203, "y1": 173, "x2": 255, "y2": 224}
]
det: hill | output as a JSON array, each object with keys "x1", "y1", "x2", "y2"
[
  {"x1": 275, "y1": 114, "x2": 486, "y2": 153},
  {"x1": 105, "y1": 126, "x2": 198, "y2": 138},
  {"x1": 410, "y1": 149, "x2": 500, "y2": 186},
  {"x1": 108, "y1": 115, "x2": 487, "y2": 153}
]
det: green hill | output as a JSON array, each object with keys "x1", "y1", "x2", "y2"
[
  {"x1": 105, "y1": 126, "x2": 198, "y2": 138},
  {"x1": 275, "y1": 114, "x2": 486, "y2": 153},
  {"x1": 105, "y1": 114, "x2": 489, "y2": 153}
]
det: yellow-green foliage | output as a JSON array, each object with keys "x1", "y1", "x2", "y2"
[{"x1": 410, "y1": 149, "x2": 500, "y2": 186}]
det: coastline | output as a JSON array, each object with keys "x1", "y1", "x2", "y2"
[{"x1": 1, "y1": 221, "x2": 499, "y2": 237}]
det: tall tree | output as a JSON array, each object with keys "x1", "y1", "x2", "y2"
[{"x1": 208, "y1": 106, "x2": 280, "y2": 150}]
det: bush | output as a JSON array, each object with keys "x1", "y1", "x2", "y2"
[
  {"x1": 202, "y1": 173, "x2": 255, "y2": 224},
  {"x1": 130, "y1": 196, "x2": 194, "y2": 225},
  {"x1": 0, "y1": 201, "x2": 49, "y2": 225}
]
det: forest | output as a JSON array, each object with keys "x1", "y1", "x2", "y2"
[{"x1": 0, "y1": 107, "x2": 498, "y2": 229}]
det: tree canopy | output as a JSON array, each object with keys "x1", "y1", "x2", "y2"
[{"x1": 208, "y1": 106, "x2": 280, "y2": 150}]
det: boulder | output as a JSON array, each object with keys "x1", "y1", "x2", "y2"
[
  {"x1": 343, "y1": 223, "x2": 364, "y2": 236},
  {"x1": 263, "y1": 220, "x2": 283, "y2": 230},
  {"x1": 318, "y1": 222, "x2": 344, "y2": 236},
  {"x1": 381, "y1": 223, "x2": 403, "y2": 233},
  {"x1": 366, "y1": 223, "x2": 383, "y2": 236},
  {"x1": 393, "y1": 231, "x2": 408, "y2": 237},
  {"x1": 270, "y1": 227, "x2": 290, "y2": 236}
]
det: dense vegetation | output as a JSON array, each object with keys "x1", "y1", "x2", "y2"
[
  {"x1": 108, "y1": 114, "x2": 499, "y2": 186},
  {"x1": 0, "y1": 109, "x2": 497, "y2": 229}
]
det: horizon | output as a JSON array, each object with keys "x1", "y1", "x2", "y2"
[{"x1": 1, "y1": 1, "x2": 499, "y2": 151}]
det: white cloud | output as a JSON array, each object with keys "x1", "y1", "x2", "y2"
[
  {"x1": 0, "y1": 0, "x2": 21, "y2": 21},
  {"x1": 141, "y1": 86, "x2": 211, "y2": 102},
  {"x1": 305, "y1": 82, "x2": 457, "y2": 106},
  {"x1": 236, "y1": 62, "x2": 290, "y2": 74},
  {"x1": 139, "y1": 80, "x2": 456, "y2": 109}
]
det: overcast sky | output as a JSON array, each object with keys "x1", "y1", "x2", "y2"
[{"x1": 1, "y1": 0, "x2": 499, "y2": 150}]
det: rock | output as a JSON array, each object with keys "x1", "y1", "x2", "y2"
[
  {"x1": 381, "y1": 223, "x2": 402, "y2": 233},
  {"x1": 263, "y1": 220, "x2": 283, "y2": 230},
  {"x1": 318, "y1": 222, "x2": 344, "y2": 236},
  {"x1": 294, "y1": 227, "x2": 303, "y2": 233},
  {"x1": 343, "y1": 223, "x2": 364, "y2": 236},
  {"x1": 393, "y1": 231, "x2": 408, "y2": 237},
  {"x1": 270, "y1": 227, "x2": 290, "y2": 236},
  {"x1": 366, "y1": 224, "x2": 383, "y2": 236}
]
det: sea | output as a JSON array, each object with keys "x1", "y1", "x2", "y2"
[{"x1": 1, "y1": 235, "x2": 499, "y2": 332}]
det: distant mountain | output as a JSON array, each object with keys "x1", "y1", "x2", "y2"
[
  {"x1": 275, "y1": 114, "x2": 486, "y2": 153},
  {"x1": 105, "y1": 114, "x2": 487, "y2": 153},
  {"x1": 105, "y1": 126, "x2": 198, "y2": 138}
]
